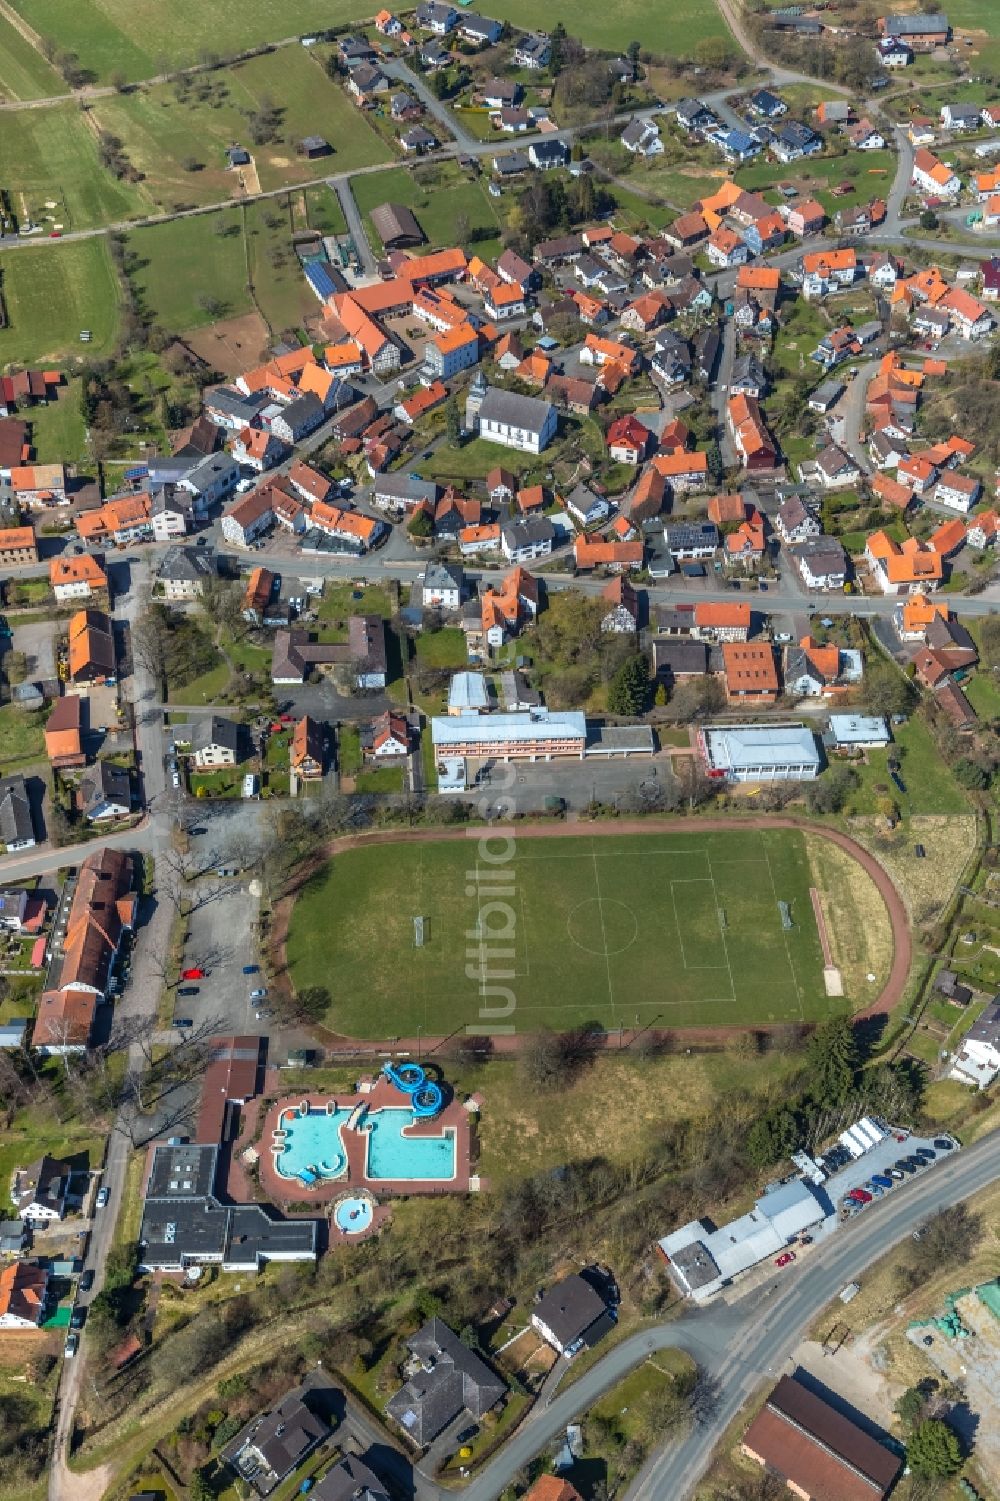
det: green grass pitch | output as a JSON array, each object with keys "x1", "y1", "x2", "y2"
[{"x1": 286, "y1": 829, "x2": 837, "y2": 1037}]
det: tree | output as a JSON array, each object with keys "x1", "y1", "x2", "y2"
[
  {"x1": 806, "y1": 1016, "x2": 859, "y2": 1106},
  {"x1": 911, "y1": 1204, "x2": 982, "y2": 1276},
  {"x1": 954, "y1": 757, "x2": 990, "y2": 789},
  {"x1": 607, "y1": 653, "x2": 648, "y2": 716},
  {"x1": 919, "y1": 209, "x2": 939, "y2": 231},
  {"x1": 445, "y1": 395, "x2": 462, "y2": 444},
  {"x1": 747, "y1": 1106, "x2": 802, "y2": 1167},
  {"x1": 805, "y1": 764, "x2": 858, "y2": 814},
  {"x1": 907, "y1": 1418, "x2": 963, "y2": 1477},
  {"x1": 894, "y1": 1386, "x2": 930, "y2": 1433},
  {"x1": 865, "y1": 664, "x2": 914, "y2": 720}
]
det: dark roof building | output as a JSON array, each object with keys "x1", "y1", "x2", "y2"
[
  {"x1": 312, "y1": 1455, "x2": 390, "y2": 1501},
  {"x1": 138, "y1": 1141, "x2": 318, "y2": 1273},
  {"x1": 371, "y1": 202, "x2": 425, "y2": 249},
  {"x1": 386, "y1": 1318, "x2": 507, "y2": 1446},
  {"x1": 530, "y1": 1272, "x2": 616, "y2": 1355},
  {"x1": 0, "y1": 775, "x2": 35, "y2": 851},
  {"x1": 741, "y1": 1374, "x2": 902, "y2": 1501},
  {"x1": 222, "y1": 1384, "x2": 331, "y2": 1496}
]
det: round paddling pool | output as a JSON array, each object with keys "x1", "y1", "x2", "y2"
[{"x1": 334, "y1": 1196, "x2": 374, "y2": 1234}]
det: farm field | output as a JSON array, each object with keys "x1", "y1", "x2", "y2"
[
  {"x1": 352, "y1": 162, "x2": 504, "y2": 260},
  {"x1": 0, "y1": 15, "x2": 63, "y2": 100},
  {"x1": 941, "y1": 0, "x2": 1000, "y2": 71},
  {"x1": 128, "y1": 208, "x2": 249, "y2": 333},
  {"x1": 6, "y1": 0, "x2": 728, "y2": 83},
  {"x1": 0, "y1": 237, "x2": 121, "y2": 365},
  {"x1": 128, "y1": 198, "x2": 325, "y2": 338},
  {"x1": 0, "y1": 103, "x2": 145, "y2": 231},
  {"x1": 286, "y1": 828, "x2": 839, "y2": 1037},
  {"x1": 90, "y1": 49, "x2": 391, "y2": 216}
]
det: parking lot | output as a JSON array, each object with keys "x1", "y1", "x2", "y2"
[
  {"x1": 173, "y1": 878, "x2": 266, "y2": 1036},
  {"x1": 466, "y1": 751, "x2": 676, "y2": 815},
  {"x1": 821, "y1": 1129, "x2": 960, "y2": 1220},
  {"x1": 10, "y1": 617, "x2": 58, "y2": 681}
]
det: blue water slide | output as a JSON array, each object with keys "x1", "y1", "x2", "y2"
[{"x1": 382, "y1": 1061, "x2": 443, "y2": 1116}]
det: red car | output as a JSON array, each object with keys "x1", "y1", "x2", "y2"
[
  {"x1": 49, "y1": 230, "x2": 62, "y2": 238},
  {"x1": 181, "y1": 967, "x2": 204, "y2": 980},
  {"x1": 775, "y1": 1251, "x2": 796, "y2": 1268},
  {"x1": 279, "y1": 713, "x2": 293, "y2": 724},
  {"x1": 849, "y1": 1188, "x2": 873, "y2": 1204}
]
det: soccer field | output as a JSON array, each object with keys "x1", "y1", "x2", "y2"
[{"x1": 287, "y1": 829, "x2": 838, "y2": 1038}]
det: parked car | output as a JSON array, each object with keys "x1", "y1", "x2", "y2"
[
  {"x1": 250, "y1": 988, "x2": 267, "y2": 1000},
  {"x1": 849, "y1": 1188, "x2": 873, "y2": 1204},
  {"x1": 870, "y1": 1174, "x2": 893, "y2": 1190},
  {"x1": 177, "y1": 986, "x2": 199, "y2": 997},
  {"x1": 888, "y1": 1168, "x2": 906, "y2": 1181},
  {"x1": 894, "y1": 1159, "x2": 916, "y2": 1175},
  {"x1": 79, "y1": 1269, "x2": 94, "y2": 1292},
  {"x1": 64, "y1": 1333, "x2": 78, "y2": 1358},
  {"x1": 242, "y1": 965, "x2": 259, "y2": 975},
  {"x1": 933, "y1": 1138, "x2": 954, "y2": 1151},
  {"x1": 775, "y1": 1251, "x2": 796, "y2": 1267},
  {"x1": 171, "y1": 1018, "x2": 193, "y2": 1029},
  {"x1": 95, "y1": 1187, "x2": 109, "y2": 1210},
  {"x1": 70, "y1": 1307, "x2": 87, "y2": 1329},
  {"x1": 914, "y1": 1147, "x2": 936, "y2": 1162},
  {"x1": 181, "y1": 967, "x2": 204, "y2": 980}
]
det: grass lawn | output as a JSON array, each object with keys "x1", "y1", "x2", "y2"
[
  {"x1": 414, "y1": 628, "x2": 468, "y2": 669},
  {"x1": 189, "y1": 765, "x2": 246, "y2": 798},
  {"x1": 351, "y1": 161, "x2": 503, "y2": 259},
  {"x1": 303, "y1": 184, "x2": 348, "y2": 237},
  {"x1": 769, "y1": 299, "x2": 828, "y2": 377},
  {"x1": 286, "y1": 828, "x2": 836, "y2": 1036},
  {"x1": 737, "y1": 150, "x2": 896, "y2": 217},
  {"x1": 317, "y1": 581, "x2": 393, "y2": 624},
  {"x1": 947, "y1": 0, "x2": 1000, "y2": 71},
  {"x1": 91, "y1": 49, "x2": 390, "y2": 215},
  {"x1": 963, "y1": 665, "x2": 1000, "y2": 720},
  {"x1": 129, "y1": 208, "x2": 249, "y2": 332},
  {"x1": 0, "y1": 705, "x2": 46, "y2": 774},
  {"x1": 165, "y1": 658, "x2": 231, "y2": 704},
  {"x1": 843, "y1": 713, "x2": 969, "y2": 817},
  {"x1": 0, "y1": 16, "x2": 63, "y2": 100},
  {"x1": 0, "y1": 104, "x2": 145, "y2": 231},
  {"x1": 337, "y1": 724, "x2": 362, "y2": 777},
  {"x1": 354, "y1": 764, "x2": 405, "y2": 793},
  {"x1": 416, "y1": 436, "x2": 540, "y2": 483},
  {"x1": 25, "y1": 381, "x2": 89, "y2": 465},
  {"x1": 0, "y1": 237, "x2": 121, "y2": 366}
]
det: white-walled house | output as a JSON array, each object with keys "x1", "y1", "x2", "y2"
[{"x1": 949, "y1": 1000, "x2": 1000, "y2": 1089}]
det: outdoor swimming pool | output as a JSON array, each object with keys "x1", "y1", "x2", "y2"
[
  {"x1": 275, "y1": 1106, "x2": 352, "y2": 1183},
  {"x1": 335, "y1": 1195, "x2": 375, "y2": 1234},
  {"x1": 365, "y1": 1108, "x2": 456, "y2": 1181}
]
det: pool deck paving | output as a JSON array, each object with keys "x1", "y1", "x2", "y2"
[{"x1": 257, "y1": 1074, "x2": 474, "y2": 1206}]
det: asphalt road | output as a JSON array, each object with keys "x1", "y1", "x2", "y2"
[{"x1": 456, "y1": 1128, "x2": 1000, "y2": 1501}]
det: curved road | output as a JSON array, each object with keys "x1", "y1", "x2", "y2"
[{"x1": 455, "y1": 1128, "x2": 1000, "y2": 1501}]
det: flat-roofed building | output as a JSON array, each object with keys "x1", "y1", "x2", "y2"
[
  {"x1": 431, "y1": 708, "x2": 587, "y2": 762},
  {"x1": 698, "y1": 723, "x2": 821, "y2": 782}
]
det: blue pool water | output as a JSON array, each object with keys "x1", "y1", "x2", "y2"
[
  {"x1": 276, "y1": 1107, "x2": 352, "y2": 1182},
  {"x1": 366, "y1": 1109, "x2": 456, "y2": 1181},
  {"x1": 335, "y1": 1196, "x2": 375, "y2": 1233}
]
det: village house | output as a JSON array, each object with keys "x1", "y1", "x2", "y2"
[
  {"x1": 865, "y1": 531, "x2": 942, "y2": 594},
  {"x1": 722, "y1": 641, "x2": 779, "y2": 704},
  {"x1": 50, "y1": 555, "x2": 108, "y2": 604}
]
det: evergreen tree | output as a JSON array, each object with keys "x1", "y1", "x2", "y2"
[
  {"x1": 607, "y1": 654, "x2": 648, "y2": 716},
  {"x1": 805, "y1": 1016, "x2": 859, "y2": 1107},
  {"x1": 907, "y1": 1419, "x2": 963, "y2": 1477}
]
